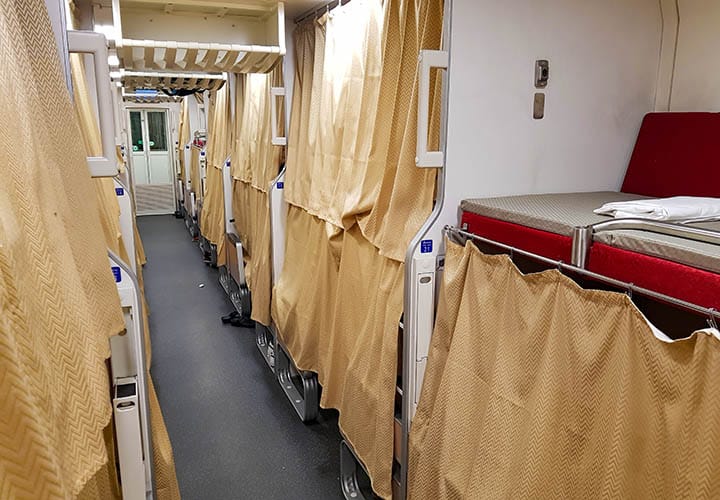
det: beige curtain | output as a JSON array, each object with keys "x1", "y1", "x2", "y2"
[
  {"x1": 231, "y1": 68, "x2": 285, "y2": 325},
  {"x1": 273, "y1": 1, "x2": 443, "y2": 497},
  {"x1": 359, "y1": 0, "x2": 444, "y2": 261},
  {"x1": 409, "y1": 239, "x2": 720, "y2": 499},
  {"x1": 272, "y1": 0, "x2": 443, "y2": 497},
  {"x1": 0, "y1": 0, "x2": 126, "y2": 497},
  {"x1": 285, "y1": 2, "x2": 384, "y2": 228}
]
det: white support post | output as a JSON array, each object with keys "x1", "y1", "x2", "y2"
[{"x1": 109, "y1": 252, "x2": 155, "y2": 499}]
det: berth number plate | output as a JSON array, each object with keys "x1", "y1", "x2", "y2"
[
  {"x1": 115, "y1": 187, "x2": 124, "y2": 196},
  {"x1": 111, "y1": 266, "x2": 121, "y2": 283},
  {"x1": 420, "y1": 240, "x2": 433, "y2": 254}
]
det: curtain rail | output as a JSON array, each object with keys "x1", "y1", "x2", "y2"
[
  {"x1": 446, "y1": 226, "x2": 720, "y2": 324},
  {"x1": 294, "y1": 0, "x2": 352, "y2": 24}
]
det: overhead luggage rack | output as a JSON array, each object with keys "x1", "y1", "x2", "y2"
[
  {"x1": 122, "y1": 70, "x2": 226, "y2": 93},
  {"x1": 111, "y1": 0, "x2": 285, "y2": 74}
]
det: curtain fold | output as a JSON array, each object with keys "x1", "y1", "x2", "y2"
[
  {"x1": 285, "y1": 1, "x2": 384, "y2": 228},
  {"x1": 358, "y1": 0, "x2": 444, "y2": 261},
  {"x1": 0, "y1": 0, "x2": 125, "y2": 496},
  {"x1": 409, "y1": 239, "x2": 720, "y2": 499}
]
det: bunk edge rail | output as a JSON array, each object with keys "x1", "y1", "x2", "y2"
[
  {"x1": 571, "y1": 218, "x2": 720, "y2": 268},
  {"x1": 447, "y1": 225, "x2": 720, "y2": 324}
]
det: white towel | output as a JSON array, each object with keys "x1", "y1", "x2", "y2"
[{"x1": 594, "y1": 196, "x2": 720, "y2": 222}]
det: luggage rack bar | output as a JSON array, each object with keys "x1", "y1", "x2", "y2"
[
  {"x1": 572, "y1": 218, "x2": 720, "y2": 269},
  {"x1": 447, "y1": 225, "x2": 720, "y2": 322}
]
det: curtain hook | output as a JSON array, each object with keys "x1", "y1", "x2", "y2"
[
  {"x1": 708, "y1": 308, "x2": 719, "y2": 331},
  {"x1": 556, "y1": 260, "x2": 564, "y2": 272},
  {"x1": 625, "y1": 283, "x2": 634, "y2": 300}
]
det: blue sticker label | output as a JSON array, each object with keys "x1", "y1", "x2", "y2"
[
  {"x1": 111, "y1": 266, "x2": 122, "y2": 283},
  {"x1": 277, "y1": 181, "x2": 284, "y2": 189},
  {"x1": 115, "y1": 187, "x2": 124, "y2": 196},
  {"x1": 420, "y1": 239, "x2": 433, "y2": 254}
]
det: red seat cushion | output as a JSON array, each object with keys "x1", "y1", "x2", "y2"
[{"x1": 621, "y1": 112, "x2": 720, "y2": 197}]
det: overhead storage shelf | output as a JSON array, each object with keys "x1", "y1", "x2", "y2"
[{"x1": 112, "y1": 0, "x2": 285, "y2": 73}]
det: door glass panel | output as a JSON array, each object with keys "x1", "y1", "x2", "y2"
[
  {"x1": 129, "y1": 111, "x2": 144, "y2": 151},
  {"x1": 147, "y1": 111, "x2": 168, "y2": 151}
]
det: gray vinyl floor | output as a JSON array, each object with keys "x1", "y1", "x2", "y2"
[{"x1": 138, "y1": 215, "x2": 342, "y2": 500}]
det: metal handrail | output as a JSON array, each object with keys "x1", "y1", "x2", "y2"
[
  {"x1": 447, "y1": 226, "x2": 720, "y2": 323},
  {"x1": 590, "y1": 218, "x2": 720, "y2": 246}
]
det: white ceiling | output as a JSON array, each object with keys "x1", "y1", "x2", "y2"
[{"x1": 283, "y1": 0, "x2": 328, "y2": 19}]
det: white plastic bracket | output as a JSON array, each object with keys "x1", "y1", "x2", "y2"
[
  {"x1": 415, "y1": 49, "x2": 449, "y2": 168},
  {"x1": 270, "y1": 87, "x2": 287, "y2": 146},
  {"x1": 67, "y1": 30, "x2": 119, "y2": 177}
]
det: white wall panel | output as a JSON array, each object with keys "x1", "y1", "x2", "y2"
[
  {"x1": 439, "y1": 0, "x2": 663, "y2": 230},
  {"x1": 670, "y1": 0, "x2": 720, "y2": 111}
]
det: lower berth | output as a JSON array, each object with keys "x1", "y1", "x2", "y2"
[{"x1": 409, "y1": 238, "x2": 720, "y2": 498}]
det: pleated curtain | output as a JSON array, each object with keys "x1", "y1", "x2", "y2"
[
  {"x1": 272, "y1": 1, "x2": 444, "y2": 497},
  {"x1": 409, "y1": 239, "x2": 720, "y2": 499},
  {"x1": 0, "y1": 0, "x2": 125, "y2": 497}
]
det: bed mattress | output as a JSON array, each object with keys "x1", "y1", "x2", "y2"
[
  {"x1": 460, "y1": 192, "x2": 647, "y2": 236},
  {"x1": 461, "y1": 192, "x2": 720, "y2": 310},
  {"x1": 593, "y1": 221, "x2": 720, "y2": 274}
]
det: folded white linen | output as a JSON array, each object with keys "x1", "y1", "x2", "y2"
[{"x1": 594, "y1": 196, "x2": 720, "y2": 222}]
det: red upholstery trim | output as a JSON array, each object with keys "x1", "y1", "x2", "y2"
[
  {"x1": 588, "y1": 243, "x2": 720, "y2": 311},
  {"x1": 621, "y1": 112, "x2": 720, "y2": 197},
  {"x1": 460, "y1": 211, "x2": 573, "y2": 262}
]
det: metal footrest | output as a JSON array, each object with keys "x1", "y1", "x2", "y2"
[
  {"x1": 199, "y1": 237, "x2": 217, "y2": 267},
  {"x1": 185, "y1": 213, "x2": 199, "y2": 239},
  {"x1": 340, "y1": 440, "x2": 374, "y2": 500},
  {"x1": 255, "y1": 323, "x2": 276, "y2": 372},
  {"x1": 218, "y1": 265, "x2": 231, "y2": 295},
  {"x1": 276, "y1": 342, "x2": 319, "y2": 422},
  {"x1": 229, "y1": 284, "x2": 251, "y2": 318}
]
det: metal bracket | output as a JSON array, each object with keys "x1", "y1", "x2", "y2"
[
  {"x1": 275, "y1": 341, "x2": 319, "y2": 422},
  {"x1": 340, "y1": 440, "x2": 371, "y2": 500},
  {"x1": 255, "y1": 323, "x2": 276, "y2": 372}
]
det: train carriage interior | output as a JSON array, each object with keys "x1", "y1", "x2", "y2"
[{"x1": 1, "y1": 0, "x2": 720, "y2": 498}]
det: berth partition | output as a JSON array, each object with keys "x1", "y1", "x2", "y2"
[{"x1": 402, "y1": 0, "x2": 720, "y2": 498}]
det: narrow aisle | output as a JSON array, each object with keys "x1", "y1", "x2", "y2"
[{"x1": 138, "y1": 215, "x2": 342, "y2": 499}]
